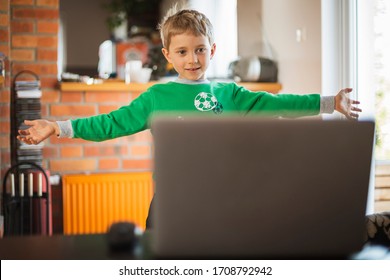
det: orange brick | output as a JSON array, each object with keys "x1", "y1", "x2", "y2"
[
  {"x1": 98, "y1": 105, "x2": 118, "y2": 114},
  {"x1": 127, "y1": 130, "x2": 152, "y2": 142},
  {"x1": 0, "y1": 135, "x2": 9, "y2": 148},
  {"x1": 0, "y1": 120, "x2": 9, "y2": 133},
  {"x1": 11, "y1": 0, "x2": 34, "y2": 5},
  {"x1": 0, "y1": 104, "x2": 9, "y2": 118},
  {"x1": 13, "y1": 8, "x2": 59, "y2": 20},
  {"x1": 2, "y1": 76, "x2": 11, "y2": 89},
  {"x1": 84, "y1": 146, "x2": 117, "y2": 157},
  {"x1": 11, "y1": 21, "x2": 34, "y2": 33},
  {"x1": 0, "y1": 29, "x2": 8, "y2": 42},
  {"x1": 122, "y1": 159, "x2": 152, "y2": 170},
  {"x1": 12, "y1": 34, "x2": 37, "y2": 47},
  {"x1": 36, "y1": 0, "x2": 58, "y2": 7},
  {"x1": 41, "y1": 103, "x2": 48, "y2": 117},
  {"x1": 12, "y1": 62, "x2": 57, "y2": 75},
  {"x1": 131, "y1": 92, "x2": 143, "y2": 100},
  {"x1": 131, "y1": 145, "x2": 151, "y2": 157},
  {"x1": 41, "y1": 90, "x2": 59, "y2": 103},
  {"x1": 37, "y1": 20, "x2": 58, "y2": 33},
  {"x1": 37, "y1": 35, "x2": 57, "y2": 47},
  {"x1": 1, "y1": 151, "x2": 10, "y2": 166},
  {"x1": 99, "y1": 158, "x2": 120, "y2": 170},
  {"x1": 11, "y1": 49, "x2": 34, "y2": 61},
  {"x1": 37, "y1": 48, "x2": 57, "y2": 61},
  {"x1": 85, "y1": 92, "x2": 131, "y2": 103},
  {"x1": 60, "y1": 146, "x2": 82, "y2": 158},
  {"x1": 88, "y1": 144, "x2": 129, "y2": 156},
  {"x1": 50, "y1": 159, "x2": 96, "y2": 172},
  {"x1": 49, "y1": 137, "x2": 89, "y2": 145},
  {"x1": 40, "y1": 76, "x2": 58, "y2": 88},
  {"x1": 0, "y1": 14, "x2": 8, "y2": 27},
  {"x1": 76, "y1": 137, "x2": 123, "y2": 146},
  {"x1": 0, "y1": 0, "x2": 9, "y2": 11},
  {"x1": 42, "y1": 146, "x2": 59, "y2": 158},
  {"x1": 61, "y1": 92, "x2": 83, "y2": 103},
  {"x1": 0, "y1": 45, "x2": 9, "y2": 56},
  {"x1": 118, "y1": 145, "x2": 128, "y2": 155},
  {"x1": 51, "y1": 104, "x2": 96, "y2": 117},
  {"x1": 13, "y1": 35, "x2": 56, "y2": 48},
  {"x1": 0, "y1": 89, "x2": 10, "y2": 103}
]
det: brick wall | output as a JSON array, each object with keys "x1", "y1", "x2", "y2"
[
  {"x1": 1, "y1": 0, "x2": 59, "y2": 177},
  {"x1": 43, "y1": 89, "x2": 153, "y2": 175},
  {"x1": 0, "y1": 0, "x2": 61, "y2": 231},
  {"x1": 0, "y1": 0, "x2": 153, "y2": 177},
  {"x1": 0, "y1": 0, "x2": 11, "y2": 178},
  {"x1": 0, "y1": 0, "x2": 154, "y2": 233}
]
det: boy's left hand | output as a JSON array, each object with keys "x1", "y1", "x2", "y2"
[{"x1": 334, "y1": 88, "x2": 362, "y2": 120}]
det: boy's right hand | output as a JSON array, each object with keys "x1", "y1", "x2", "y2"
[{"x1": 17, "y1": 119, "x2": 59, "y2": 145}]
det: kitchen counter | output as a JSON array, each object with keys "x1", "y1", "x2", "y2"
[{"x1": 60, "y1": 80, "x2": 282, "y2": 93}]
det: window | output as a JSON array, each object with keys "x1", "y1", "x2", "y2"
[
  {"x1": 189, "y1": 0, "x2": 238, "y2": 78},
  {"x1": 322, "y1": 0, "x2": 376, "y2": 213},
  {"x1": 373, "y1": 0, "x2": 390, "y2": 161},
  {"x1": 322, "y1": 0, "x2": 390, "y2": 213}
]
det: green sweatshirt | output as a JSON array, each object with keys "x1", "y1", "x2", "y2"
[{"x1": 71, "y1": 81, "x2": 320, "y2": 141}]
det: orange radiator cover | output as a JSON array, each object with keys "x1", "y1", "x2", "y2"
[{"x1": 62, "y1": 172, "x2": 154, "y2": 234}]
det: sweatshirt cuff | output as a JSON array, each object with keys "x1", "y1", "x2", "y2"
[
  {"x1": 320, "y1": 96, "x2": 335, "y2": 114},
  {"x1": 56, "y1": 120, "x2": 74, "y2": 138}
]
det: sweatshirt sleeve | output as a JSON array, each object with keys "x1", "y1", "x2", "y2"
[
  {"x1": 232, "y1": 84, "x2": 320, "y2": 117},
  {"x1": 71, "y1": 90, "x2": 154, "y2": 141}
]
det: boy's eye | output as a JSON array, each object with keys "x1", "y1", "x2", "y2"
[
  {"x1": 178, "y1": 50, "x2": 186, "y2": 55},
  {"x1": 197, "y1": 48, "x2": 206, "y2": 53}
]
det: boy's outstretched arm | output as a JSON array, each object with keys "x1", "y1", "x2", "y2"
[
  {"x1": 17, "y1": 119, "x2": 59, "y2": 145},
  {"x1": 334, "y1": 88, "x2": 362, "y2": 120}
]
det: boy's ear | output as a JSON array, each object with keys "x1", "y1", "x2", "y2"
[
  {"x1": 210, "y1": 43, "x2": 216, "y2": 59},
  {"x1": 161, "y1": 48, "x2": 172, "y2": 63}
]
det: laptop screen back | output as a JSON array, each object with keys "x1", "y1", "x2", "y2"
[{"x1": 152, "y1": 117, "x2": 374, "y2": 258}]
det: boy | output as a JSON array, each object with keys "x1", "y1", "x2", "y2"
[{"x1": 18, "y1": 7, "x2": 361, "y2": 228}]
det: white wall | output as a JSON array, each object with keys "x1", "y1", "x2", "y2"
[
  {"x1": 237, "y1": 0, "x2": 262, "y2": 57},
  {"x1": 238, "y1": 0, "x2": 322, "y2": 94}
]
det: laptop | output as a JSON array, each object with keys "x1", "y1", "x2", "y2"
[{"x1": 151, "y1": 116, "x2": 375, "y2": 258}]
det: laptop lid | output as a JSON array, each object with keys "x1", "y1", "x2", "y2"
[{"x1": 151, "y1": 116, "x2": 375, "y2": 258}]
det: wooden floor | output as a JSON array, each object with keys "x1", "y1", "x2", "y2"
[{"x1": 375, "y1": 163, "x2": 390, "y2": 212}]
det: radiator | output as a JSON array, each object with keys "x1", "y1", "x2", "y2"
[{"x1": 62, "y1": 172, "x2": 154, "y2": 235}]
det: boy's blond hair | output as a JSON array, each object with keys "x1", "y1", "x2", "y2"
[{"x1": 158, "y1": 5, "x2": 214, "y2": 49}]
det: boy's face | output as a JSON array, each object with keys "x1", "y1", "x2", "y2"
[{"x1": 162, "y1": 32, "x2": 216, "y2": 80}]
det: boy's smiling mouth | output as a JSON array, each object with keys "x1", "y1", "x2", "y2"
[{"x1": 185, "y1": 66, "x2": 201, "y2": 71}]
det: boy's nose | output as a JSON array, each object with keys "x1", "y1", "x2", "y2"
[{"x1": 188, "y1": 53, "x2": 198, "y2": 64}]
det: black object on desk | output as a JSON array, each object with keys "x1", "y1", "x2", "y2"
[{"x1": 107, "y1": 222, "x2": 136, "y2": 252}]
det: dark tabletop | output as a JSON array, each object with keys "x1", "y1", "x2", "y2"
[
  {"x1": 1, "y1": 232, "x2": 389, "y2": 260},
  {"x1": 0, "y1": 233, "x2": 151, "y2": 260}
]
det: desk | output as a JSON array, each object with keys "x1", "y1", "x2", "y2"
[
  {"x1": 1, "y1": 233, "x2": 389, "y2": 260},
  {"x1": 0, "y1": 234, "x2": 147, "y2": 260}
]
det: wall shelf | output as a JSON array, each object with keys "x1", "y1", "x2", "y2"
[{"x1": 60, "y1": 81, "x2": 282, "y2": 94}]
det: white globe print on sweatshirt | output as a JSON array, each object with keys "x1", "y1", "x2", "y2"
[{"x1": 194, "y1": 92, "x2": 218, "y2": 112}]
